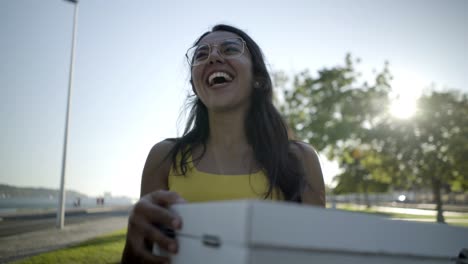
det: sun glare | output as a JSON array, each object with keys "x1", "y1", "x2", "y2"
[
  {"x1": 388, "y1": 70, "x2": 427, "y2": 119},
  {"x1": 389, "y1": 98, "x2": 417, "y2": 119}
]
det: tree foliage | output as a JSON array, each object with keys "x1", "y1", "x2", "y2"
[
  {"x1": 277, "y1": 54, "x2": 392, "y2": 198},
  {"x1": 376, "y1": 90, "x2": 468, "y2": 221},
  {"x1": 277, "y1": 54, "x2": 468, "y2": 222},
  {"x1": 278, "y1": 54, "x2": 391, "y2": 157}
]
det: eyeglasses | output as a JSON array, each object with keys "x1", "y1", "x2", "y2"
[{"x1": 186, "y1": 38, "x2": 246, "y2": 67}]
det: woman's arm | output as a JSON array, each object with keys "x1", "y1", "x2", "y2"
[
  {"x1": 139, "y1": 140, "x2": 174, "y2": 196},
  {"x1": 291, "y1": 142, "x2": 326, "y2": 207},
  {"x1": 122, "y1": 139, "x2": 183, "y2": 263}
]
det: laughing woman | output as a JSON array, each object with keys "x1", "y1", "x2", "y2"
[{"x1": 122, "y1": 24, "x2": 325, "y2": 264}]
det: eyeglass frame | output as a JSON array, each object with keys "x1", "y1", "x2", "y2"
[{"x1": 185, "y1": 37, "x2": 247, "y2": 67}]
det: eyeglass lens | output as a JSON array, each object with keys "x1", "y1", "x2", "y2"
[{"x1": 189, "y1": 38, "x2": 244, "y2": 66}]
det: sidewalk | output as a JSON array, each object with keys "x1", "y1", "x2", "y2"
[
  {"x1": 329, "y1": 201, "x2": 468, "y2": 213},
  {"x1": 0, "y1": 205, "x2": 131, "y2": 221},
  {"x1": 0, "y1": 211, "x2": 129, "y2": 263},
  {"x1": 379, "y1": 202, "x2": 468, "y2": 213},
  {"x1": 335, "y1": 203, "x2": 468, "y2": 217}
]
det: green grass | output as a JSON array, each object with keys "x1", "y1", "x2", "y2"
[
  {"x1": 451, "y1": 222, "x2": 468, "y2": 227},
  {"x1": 12, "y1": 229, "x2": 127, "y2": 264}
]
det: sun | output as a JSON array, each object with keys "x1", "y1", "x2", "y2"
[
  {"x1": 389, "y1": 98, "x2": 417, "y2": 119},
  {"x1": 388, "y1": 70, "x2": 426, "y2": 119}
]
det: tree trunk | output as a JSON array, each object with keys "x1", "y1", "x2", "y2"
[
  {"x1": 432, "y1": 178, "x2": 445, "y2": 223},
  {"x1": 363, "y1": 180, "x2": 371, "y2": 209}
]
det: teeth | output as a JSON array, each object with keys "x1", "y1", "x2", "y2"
[{"x1": 208, "y1": 72, "x2": 233, "y2": 86}]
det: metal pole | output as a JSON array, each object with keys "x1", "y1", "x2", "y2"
[{"x1": 57, "y1": 0, "x2": 79, "y2": 229}]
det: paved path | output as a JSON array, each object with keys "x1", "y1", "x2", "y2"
[
  {"x1": 0, "y1": 213, "x2": 129, "y2": 263},
  {"x1": 0, "y1": 208, "x2": 129, "y2": 237},
  {"x1": 389, "y1": 217, "x2": 468, "y2": 223},
  {"x1": 334, "y1": 203, "x2": 468, "y2": 217}
]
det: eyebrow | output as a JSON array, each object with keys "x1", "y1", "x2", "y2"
[{"x1": 198, "y1": 38, "x2": 240, "y2": 45}]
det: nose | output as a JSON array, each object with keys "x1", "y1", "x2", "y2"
[{"x1": 208, "y1": 45, "x2": 224, "y2": 65}]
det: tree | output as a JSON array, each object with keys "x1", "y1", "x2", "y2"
[
  {"x1": 277, "y1": 54, "x2": 392, "y2": 202},
  {"x1": 377, "y1": 90, "x2": 468, "y2": 222},
  {"x1": 333, "y1": 147, "x2": 390, "y2": 207},
  {"x1": 278, "y1": 55, "x2": 468, "y2": 223},
  {"x1": 278, "y1": 54, "x2": 391, "y2": 157}
]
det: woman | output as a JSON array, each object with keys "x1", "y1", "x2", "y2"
[{"x1": 122, "y1": 24, "x2": 325, "y2": 263}]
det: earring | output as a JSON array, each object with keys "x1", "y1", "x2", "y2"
[{"x1": 254, "y1": 81, "x2": 261, "y2": 89}]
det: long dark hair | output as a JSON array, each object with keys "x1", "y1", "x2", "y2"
[{"x1": 167, "y1": 24, "x2": 307, "y2": 202}]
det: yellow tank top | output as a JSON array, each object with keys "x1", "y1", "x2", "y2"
[{"x1": 168, "y1": 153, "x2": 282, "y2": 202}]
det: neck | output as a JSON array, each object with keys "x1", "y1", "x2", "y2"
[{"x1": 207, "y1": 108, "x2": 250, "y2": 153}]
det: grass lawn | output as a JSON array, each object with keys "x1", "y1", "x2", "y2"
[{"x1": 12, "y1": 229, "x2": 127, "y2": 264}]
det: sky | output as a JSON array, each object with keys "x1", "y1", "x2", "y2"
[{"x1": 1, "y1": 0, "x2": 467, "y2": 198}]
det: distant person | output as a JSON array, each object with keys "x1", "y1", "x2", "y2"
[
  {"x1": 122, "y1": 24, "x2": 325, "y2": 263},
  {"x1": 73, "y1": 197, "x2": 80, "y2": 207}
]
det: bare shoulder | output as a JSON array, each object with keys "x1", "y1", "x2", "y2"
[
  {"x1": 140, "y1": 139, "x2": 177, "y2": 197},
  {"x1": 289, "y1": 141, "x2": 322, "y2": 171},
  {"x1": 289, "y1": 141, "x2": 326, "y2": 207},
  {"x1": 289, "y1": 141, "x2": 319, "y2": 161}
]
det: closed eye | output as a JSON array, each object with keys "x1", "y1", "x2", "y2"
[
  {"x1": 194, "y1": 45, "x2": 209, "y2": 60},
  {"x1": 221, "y1": 41, "x2": 242, "y2": 56}
]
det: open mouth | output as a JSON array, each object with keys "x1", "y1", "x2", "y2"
[{"x1": 207, "y1": 71, "x2": 234, "y2": 87}]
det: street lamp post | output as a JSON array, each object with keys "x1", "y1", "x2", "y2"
[{"x1": 57, "y1": 0, "x2": 79, "y2": 229}]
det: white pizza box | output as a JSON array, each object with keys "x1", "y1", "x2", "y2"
[{"x1": 153, "y1": 200, "x2": 468, "y2": 264}]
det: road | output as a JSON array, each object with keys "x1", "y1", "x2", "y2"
[{"x1": 0, "y1": 208, "x2": 130, "y2": 238}]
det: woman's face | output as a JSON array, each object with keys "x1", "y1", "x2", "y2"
[{"x1": 191, "y1": 31, "x2": 254, "y2": 113}]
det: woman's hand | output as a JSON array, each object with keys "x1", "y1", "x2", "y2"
[{"x1": 126, "y1": 190, "x2": 186, "y2": 263}]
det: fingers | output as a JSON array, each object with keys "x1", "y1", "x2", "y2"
[
  {"x1": 140, "y1": 250, "x2": 169, "y2": 264},
  {"x1": 132, "y1": 198, "x2": 181, "y2": 230},
  {"x1": 149, "y1": 190, "x2": 187, "y2": 207},
  {"x1": 130, "y1": 235, "x2": 170, "y2": 264},
  {"x1": 144, "y1": 221, "x2": 178, "y2": 254},
  {"x1": 126, "y1": 190, "x2": 186, "y2": 263},
  {"x1": 147, "y1": 191, "x2": 185, "y2": 229}
]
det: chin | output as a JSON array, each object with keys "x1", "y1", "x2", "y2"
[
  {"x1": 209, "y1": 99, "x2": 250, "y2": 114},
  {"x1": 208, "y1": 103, "x2": 237, "y2": 113}
]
